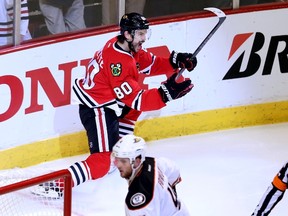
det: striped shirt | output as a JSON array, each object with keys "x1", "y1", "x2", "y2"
[
  {"x1": 252, "y1": 161, "x2": 288, "y2": 216},
  {"x1": 0, "y1": 0, "x2": 31, "y2": 46}
]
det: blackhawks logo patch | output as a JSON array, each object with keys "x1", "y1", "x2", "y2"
[{"x1": 111, "y1": 63, "x2": 122, "y2": 76}]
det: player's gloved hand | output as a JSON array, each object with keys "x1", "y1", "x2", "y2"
[
  {"x1": 158, "y1": 73, "x2": 193, "y2": 103},
  {"x1": 169, "y1": 51, "x2": 197, "y2": 71}
]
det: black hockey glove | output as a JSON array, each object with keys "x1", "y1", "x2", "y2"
[
  {"x1": 169, "y1": 51, "x2": 197, "y2": 71},
  {"x1": 118, "y1": 105, "x2": 131, "y2": 119},
  {"x1": 158, "y1": 73, "x2": 193, "y2": 103}
]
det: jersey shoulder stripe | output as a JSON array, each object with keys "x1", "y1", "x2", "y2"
[{"x1": 73, "y1": 78, "x2": 118, "y2": 108}]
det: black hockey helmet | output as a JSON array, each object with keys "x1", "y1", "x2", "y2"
[{"x1": 120, "y1": 12, "x2": 149, "y2": 35}]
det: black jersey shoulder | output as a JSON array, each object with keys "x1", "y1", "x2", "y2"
[{"x1": 126, "y1": 157, "x2": 156, "y2": 210}]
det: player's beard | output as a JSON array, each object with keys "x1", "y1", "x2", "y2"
[
  {"x1": 129, "y1": 41, "x2": 143, "y2": 53},
  {"x1": 119, "y1": 168, "x2": 132, "y2": 180},
  {"x1": 123, "y1": 173, "x2": 132, "y2": 180}
]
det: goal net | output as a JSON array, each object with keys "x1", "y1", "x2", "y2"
[{"x1": 0, "y1": 168, "x2": 72, "y2": 216}]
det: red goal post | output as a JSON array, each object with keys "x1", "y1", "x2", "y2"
[{"x1": 0, "y1": 169, "x2": 72, "y2": 216}]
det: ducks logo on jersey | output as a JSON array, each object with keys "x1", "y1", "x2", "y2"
[{"x1": 130, "y1": 192, "x2": 146, "y2": 207}]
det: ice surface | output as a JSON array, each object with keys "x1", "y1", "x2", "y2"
[{"x1": 2, "y1": 123, "x2": 288, "y2": 216}]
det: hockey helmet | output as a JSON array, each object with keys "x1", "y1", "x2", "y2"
[
  {"x1": 112, "y1": 134, "x2": 146, "y2": 164},
  {"x1": 120, "y1": 12, "x2": 149, "y2": 35}
]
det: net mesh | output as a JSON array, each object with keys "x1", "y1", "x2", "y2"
[{"x1": 0, "y1": 168, "x2": 69, "y2": 216}]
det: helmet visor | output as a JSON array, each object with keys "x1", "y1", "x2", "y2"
[{"x1": 133, "y1": 29, "x2": 152, "y2": 41}]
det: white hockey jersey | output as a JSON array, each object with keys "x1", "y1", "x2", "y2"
[
  {"x1": 0, "y1": 0, "x2": 31, "y2": 46},
  {"x1": 125, "y1": 157, "x2": 190, "y2": 216}
]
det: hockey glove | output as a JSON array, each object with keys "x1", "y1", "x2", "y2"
[
  {"x1": 158, "y1": 73, "x2": 193, "y2": 103},
  {"x1": 169, "y1": 51, "x2": 197, "y2": 71}
]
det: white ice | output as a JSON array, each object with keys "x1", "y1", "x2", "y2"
[{"x1": 3, "y1": 123, "x2": 288, "y2": 216}]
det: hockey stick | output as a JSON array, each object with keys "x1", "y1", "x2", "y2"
[{"x1": 175, "y1": 7, "x2": 226, "y2": 80}]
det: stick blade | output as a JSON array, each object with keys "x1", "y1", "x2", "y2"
[{"x1": 204, "y1": 7, "x2": 226, "y2": 18}]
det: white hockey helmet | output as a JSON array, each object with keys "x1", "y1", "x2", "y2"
[{"x1": 112, "y1": 134, "x2": 146, "y2": 165}]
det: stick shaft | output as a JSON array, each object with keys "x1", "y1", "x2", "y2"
[{"x1": 175, "y1": 8, "x2": 226, "y2": 80}]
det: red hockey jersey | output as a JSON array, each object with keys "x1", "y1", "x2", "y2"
[{"x1": 73, "y1": 37, "x2": 174, "y2": 116}]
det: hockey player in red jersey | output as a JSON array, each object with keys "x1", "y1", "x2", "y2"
[
  {"x1": 112, "y1": 134, "x2": 190, "y2": 215},
  {"x1": 251, "y1": 160, "x2": 288, "y2": 216},
  {"x1": 67, "y1": 12, "x2": 197, "y2": 187},
  {"x1": 68, "y1": 12, "x2": 197, "y2": 187}
]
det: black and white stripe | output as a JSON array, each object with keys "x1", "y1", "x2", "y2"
[
  {"x1": 119, "y1": 121, "x2": 135, "y2": 138},
  {"x1": 131, "y1": 90, "x2": 144, "y2": 110},
  {"x1": 68, "y1": 161, "x2": 91, "y2": 186},
  {"x1": 73, "y1": 78, "x2": 117, "y2": 109},
  {"x1": 252, "y1": 185, "x2": 284, "y2": 216}
]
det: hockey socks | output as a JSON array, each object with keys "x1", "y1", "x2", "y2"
[{"x1": 68, "y1": 152, "x2": 111, "y2": 187}]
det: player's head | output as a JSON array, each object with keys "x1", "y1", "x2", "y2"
[
  {"x1": 112, "y1": 134, "x2": 146, "y2": 181},
  {"x1": 118, "y1": 12, "x2": 151, "y2": 52},
  {"x1": 120, "y1": 12, "x2": 149, "y2": 34}
]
